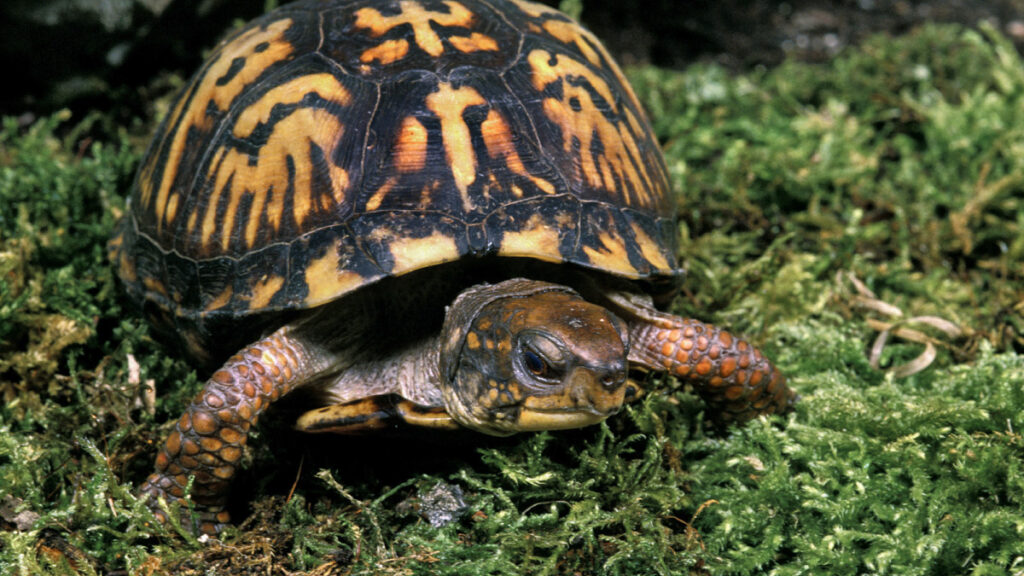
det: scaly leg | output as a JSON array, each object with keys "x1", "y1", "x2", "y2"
[
  {"x1": 139, "y1": 326, "x2": 322, "y2": 535},
  {"x1": 629, "y1": 315, "x2": 795, "y2": 424}
]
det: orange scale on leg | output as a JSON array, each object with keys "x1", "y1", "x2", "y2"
[
  {"x1": 182, "y1": 438, "x2": 201, "y2": 455},
  {"x1": 220, "y1": 427, "x2": 244, "y2": 444},
  {"x1": 212, "y1": 370, "x2": 234, "y2": 385},
  {"x1": 199, "y1": 437, "x2": 224, "y2": 452},
  {"x1": 220, "y1": 446, "x2": 242, "y2": 463},
  {"x1": 719, "y1": 331, "x2": 733, "y2": 347},
  {"x1": 197, "y1": 452, "x2": 222, "y2": 467},
  {"x1": 191, "y1": 411, "x2": 219, "y2": 435},
  {"x1": 205, "y1": 393, "x2": 225, "y2": 408},
  {"x1": 165, "y1": 430, "x2": 182, "y2": 456},
  {"x1": 724, "y1": 385, "x2": 745, "y2": 400},
  {"x1": 212, "y1": 466, "x2": 234, "y2": 480},
  {"x1": 719, "y1": 358, "x2": 737, "y2": 378},
  {"x1": 695, "y1": 359, "x2": 713, "y2": 376},
  {"x1": 236, "y1": 404, "x2": 254, "y2": 422},
  {"x1": 749, "y1": 371, "x2": 764, "y2": 386},
  {"x1": 155, "y1": 452, "x2": 171, "y2": 470}
]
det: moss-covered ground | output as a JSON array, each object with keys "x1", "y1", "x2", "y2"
[{"x1": 2, "y1": 19, "x2": 1023, "y2": 576}]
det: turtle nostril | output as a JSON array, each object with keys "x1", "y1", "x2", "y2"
[{"x1": 600, "y1": 371, "x2": 626, "y2": 391}]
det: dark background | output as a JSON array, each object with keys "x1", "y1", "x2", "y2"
[{"x1": 3, "y1": 0, "x2": 1024, "y2": 124}]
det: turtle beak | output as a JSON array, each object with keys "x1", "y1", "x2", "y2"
[{"x1": 515, "y1": 364, "x2": 628, "y2": 431}]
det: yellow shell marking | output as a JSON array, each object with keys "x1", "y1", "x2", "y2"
[
  {"x1": 365, "y1": 176, "x2": 398, "y2": 212},
  {"x1": 479, "y1": 109, "x2": 555, "y2": 195},
  {"x1": 142, "y1": 18, "x2": 295, "y2": 233},
  {"x1": 512, "y1": 0, "x2": 564, "y2": 19},
  {"x1": 583, "y1": 230, "x2": 639, "y2": 277},
  {"x1": 354, "y1": 0, "x2": 496, "y2": 60},
  {"x1": 529, "y1": 49, "x2": 655, "y2": 209},
  {"x1": 197, "y1": 74, "x2": 352, "y2": 252},
  {"x1": 360, "y1": 38, "x2": 410, "y2": 64},
  {"x1": 304, "y1": 240, "x2": 368, "y2": 306},
  {"x1": 205, "y1": 284, "x2": 234, "y2": 311},
  {"x1": 425, "y1": 82, "x2": 487, "y2": 210},
  {"x1": 249, "y1": 274, "x2": 285, "y2": 310},
  {"x1": 388, "y1": 231, "x2": 460, "y2": 275},
  {"x1": 447, "y1": 32, "x2": 499, "y2": 53},
  {"x1": 541, "y1": 19, "x2": 602, "y2": 67},
  {"x1": 393, "y1": 116, "x2": 429, "y2": 173},
  {"x1": 630, "y1": 221, "x2": 671, "y2": 273},
  {"x1": 498, "y1": 213, "x2": 564, "y2": 262}
]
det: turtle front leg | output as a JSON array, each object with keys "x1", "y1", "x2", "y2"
[
  {"x1": 140, "y1": 326, "x2": 323, "y2": 535},
  {"x1": 628, "y1": 314, "x2": 795, "y2": 424}
]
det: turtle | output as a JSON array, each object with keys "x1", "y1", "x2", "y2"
[{"x1": 109, "y1": 0, "x2": 796, "y2": 535}]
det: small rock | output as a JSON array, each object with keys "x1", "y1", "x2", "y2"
[
  {"x1": 408, "y1": 482, "x2": 469, "y2": 528},
  {"x1": 1, "y1": 495, "x2": 40, "y2": 531}
]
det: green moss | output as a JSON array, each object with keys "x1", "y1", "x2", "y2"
[{"x1": 2, "y1": 21, "x2": 1023, "y2": 576}]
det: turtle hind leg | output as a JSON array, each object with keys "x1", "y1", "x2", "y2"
[
  {"x1": 139, "y1": 325, "x2": 320, "y2": 535},
  {"x1": 296, "y1": 395, "x2": 459, "y2": 434},
  {"x1": 628, "y1": 316, "x2": 795, "y2": 425}
]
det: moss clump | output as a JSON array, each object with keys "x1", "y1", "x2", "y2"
[{"x1": 1, "y1": 21, "x2": 1022, "y2": 576}]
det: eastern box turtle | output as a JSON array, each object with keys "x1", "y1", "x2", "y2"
[{"x1": 110, "y1": 0, "x2": 795, "y2": 534}]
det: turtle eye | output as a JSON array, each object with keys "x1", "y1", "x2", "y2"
[
  {"x1": 517, "y1": 331, "x2": 567, "y2": 384},
  {"x1": 523, "y1": 348, "x2": 548, "y2": 377}
]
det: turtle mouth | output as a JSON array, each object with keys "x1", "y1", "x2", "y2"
[{"x1": 513, "y1": 405, "x2": 616, "y2": 431}]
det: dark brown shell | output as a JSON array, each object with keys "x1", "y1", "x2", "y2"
[{"x1": 110, "y1": 0, "x2": 678, "y2": 353}]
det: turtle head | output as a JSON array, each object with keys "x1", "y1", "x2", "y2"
[{"x1": 439, "y1": 279, "x2": 631, "y2": 436}]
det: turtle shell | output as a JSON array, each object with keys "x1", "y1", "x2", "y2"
[{"x1": 110, "y1": 0, "x2": 678, "y2": 357}]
